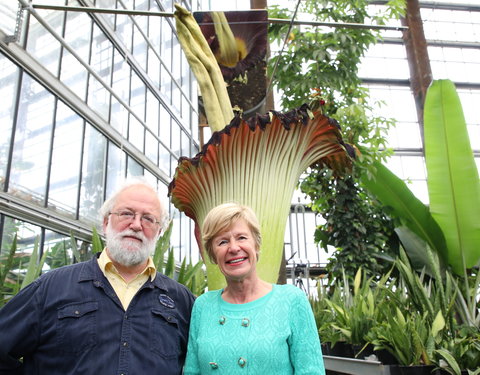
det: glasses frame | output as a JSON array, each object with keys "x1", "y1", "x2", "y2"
[{"x1": 109, "y1": 210, "x2": 161, "y2": 229}]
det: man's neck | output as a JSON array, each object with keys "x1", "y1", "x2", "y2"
[
  {"x1": 105, "y1": 249, "x2": 149, "y2": 282},
  {"x1": 112, "y1": 261, "x2": 148, "y2": 283}
]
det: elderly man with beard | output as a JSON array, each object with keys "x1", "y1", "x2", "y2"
[{"x1": 0, "y1": 179, "x2": 195, "y2": 375}]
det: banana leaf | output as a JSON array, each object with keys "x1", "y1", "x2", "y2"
[
  {"x1": 360, "y1": 160, "x2": 448, "y2": 264},
  {"x1": 424, "y1": 79, "x2": 480, "y2": 274}
]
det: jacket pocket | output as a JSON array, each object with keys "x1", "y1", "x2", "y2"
[
  {"x1": 150, "y1": 308, "x2": 180, "y2": 358},
  {"x1": 57, "y1": 301, "x2": 98, "y2": 353}
]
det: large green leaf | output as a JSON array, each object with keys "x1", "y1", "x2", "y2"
[
  {"x1": 395, "y1": 226, "x2": 433, "y2": 273},
  {"x1": 360, "y1": 160, "x2": 448, "y2": 263},
  {"x1": 424, "y1": 79, "x2": 480, "y2": 273}
]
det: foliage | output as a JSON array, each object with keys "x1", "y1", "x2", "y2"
[
  {"x1": 153, "y1": 220, "x2": 207, "y2": 296},
  {"x1": 314, "y1": 267, "x2": 393, "y2": 351},
  {"x1": 361, "y1": 80, "x2": 480, "y2": 278},
  {"x1": 0, "y1": 234, "x2": 18, "y2": 306},
  {"x1": 268, "y1": 0, "x2": 403, "y2": 283},
  {"x1": 359, "y1": 80, "x2": 480, "y2": 335},
  {"x1": 301, "y1": 169, "x2": 397, "y2": 281},
  {"x1": 268, "y1": 0, "x2": 405, "y2": 112},
  {"x1": 435, "y1": 325, "x2": 480, "y2": 375},
  {"x1": 325, "y1": 269, "x2": 380, "y2": 346},
  {"x1": 367, "y1": 308, "x2": 440, "y2": 366},
  {"x1": 310, "y1": 246, "x2": 480, "y2": 371},
  {"x1": 423, "y1": 80, "x2": 480, "y2": 274}
]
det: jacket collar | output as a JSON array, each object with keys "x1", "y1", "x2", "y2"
[{"x1": 78, "y1": 252, "x2": 170, "y2": 292}]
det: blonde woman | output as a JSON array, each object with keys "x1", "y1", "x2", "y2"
[{"x1": 184, "y1": 203, "x2": 325, "y2": 374}]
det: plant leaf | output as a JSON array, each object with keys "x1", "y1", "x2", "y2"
[
  {"x1": 434, "y1": 348, "x2": 462, "y2": 375},
  {"x1": 424, "y1": 79, "x2": 480, "y2": 273},
  {"x1": 91, "y1": 227, "x2": 104, "y2": 254},
  {"x1": 21, "y1": 236, "x2": 48, "y2": 289},
  {"x1": 360, "y1": 160, "x2": 448, "y2": 263},
  {"x1": 164, "y1": 248, "x2": 176, "y2": 279}
]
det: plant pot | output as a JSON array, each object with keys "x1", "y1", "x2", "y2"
[
  {"x1": 390, "y1": 365, "x2": 436, "y2": 375},
  {"x1": 353, "y1": 343, "x2": 374, "y2": 360},
  {"x1": 434, "y1": 370, "x2": 470, "y2": 375},
  {"x1": 375, "y1": 349, "x2": 399, "y2": 365},
  {"x1": 321, "y1": 342, "x2": 331, "y2": 356},
  {"x1": 328, "y1": 342, "x2": 355, "y2": 358}
]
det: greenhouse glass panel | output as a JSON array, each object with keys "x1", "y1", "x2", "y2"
[
  {"x1": 87, "y1": 24, "x2": 113, "y2": 121},
  {"x1": 48, "y1": 101, "x2": 83, "y2": 217},
  {"x1": 79, "y1": 125, "x2": 107, "y2": 224},
  {"x1": 127, "y1": 156, "x2": 143, "y2": 178},
  {"x1": 105, "y1": 142, "x2": 126, "y2": 200},
  {"x1": 26, "y1": 7, "x2": 63, "y2": 77},
  {"x1": 60, "y1": 9, "x2": 92, "y2": 101},
  {"x1": 145, "y1": 131, "x2": 159, "y2": 165},
  {"x1": 10, "y1": 74, "x2": 54, "y2": 203}
]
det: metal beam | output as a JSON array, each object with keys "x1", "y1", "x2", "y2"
[
  {"x1": 30, "y1": 4, "x2": 407, "y2": 31},
  {"x1": 0, "y1": 192, "x2": 95, "y2": 242}
]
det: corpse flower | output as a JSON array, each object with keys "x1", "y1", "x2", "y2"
[
  {"x1": 168, "y1": 104, "x2": 354, "y2": 289},
  {"x1": 174, "y1": 4, "x2": 233, "y2": 132},
  {"x1": 173, "y1": 4, "x2": 353, "y2": 289},
  {"x1": 193, "y1": 9, "x2": 268, "y2": 82},
  {"x1": 176, "y1": 4, "x2": 268, "y2": 120}
]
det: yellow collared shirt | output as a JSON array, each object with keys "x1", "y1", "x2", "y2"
[{"x1": 98, "y1": 250, "x2": 157, "y2": 310}]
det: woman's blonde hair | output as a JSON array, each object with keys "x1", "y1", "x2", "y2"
[{"x1": 202, "y1": 203, "x2": 261, "y2": 263}]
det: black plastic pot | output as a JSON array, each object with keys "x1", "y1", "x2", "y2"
[
  {"x1": 374, "y1": 349, "x2": 399, "y2": 365},
  {"x1": 328, "y1": 342, "x2": 355, "y2": 358},
  {"x1": 390, "y1": 365, "x2": 436, "y2": 375}
]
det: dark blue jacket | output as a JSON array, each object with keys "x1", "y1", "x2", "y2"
[{"x1": 0, "y1": 253, "x2": 195, "y2": 375}]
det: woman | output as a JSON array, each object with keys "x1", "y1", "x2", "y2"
[{"x1": 184, "y1": 203, "x2": 325, "y2": 374}]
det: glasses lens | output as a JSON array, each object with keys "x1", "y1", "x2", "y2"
[
  {"x1": 141, "y1": 214, "x2": 157, "y2": 228},
  {"x1": 118, "y1": 210, "x2": 135, "y2": 221}
]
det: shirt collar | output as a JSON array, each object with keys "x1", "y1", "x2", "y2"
[{"x1": 98, "y1": 249, "x2": 157, "y2": 281}]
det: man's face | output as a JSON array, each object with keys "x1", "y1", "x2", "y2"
[{"x1": 103, "y1": 185, "x2": 162, "y2": 267}]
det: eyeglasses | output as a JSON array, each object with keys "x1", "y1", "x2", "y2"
[{"x1": 110, "y1": 210, "x2": 160, "y2": 229}]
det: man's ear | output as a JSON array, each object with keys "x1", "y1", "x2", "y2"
[{"x1": 102, "y1": 217, "x2": 109, "y2": 233}]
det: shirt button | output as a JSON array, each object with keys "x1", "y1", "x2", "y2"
[
  {"x1": 209, "y1": 362, "x2": 218, "y2": 369},
  {"x1": 238, "y1": 357, "x2": 247, "y2": 367},
  {"x1": 123, "y1": 342, "x2": 128, "y2": 347}
]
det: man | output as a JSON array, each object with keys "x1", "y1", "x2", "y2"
[{"x1": 0, "y1": 179, "x2": 195, "y2": 374}]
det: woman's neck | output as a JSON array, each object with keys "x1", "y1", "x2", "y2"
[{"x1": 222, "y1": 278, "x2": 272, "y2": 304}]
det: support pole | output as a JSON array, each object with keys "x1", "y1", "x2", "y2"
[{"x1": 401, "y1": 0, "x2": 432, "y2": 150}]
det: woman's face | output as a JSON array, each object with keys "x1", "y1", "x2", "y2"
[{"x1": 212, "y1": 219, "x2": 258, "y2": 282}]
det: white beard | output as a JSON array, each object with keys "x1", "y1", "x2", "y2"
[{"x1": 105, "y1": 222, "x2": 157, "y2": 267}]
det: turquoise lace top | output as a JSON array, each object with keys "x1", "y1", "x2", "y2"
[{"x1": 184, "y1": 284, "x2": 325, "y2": 374}]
